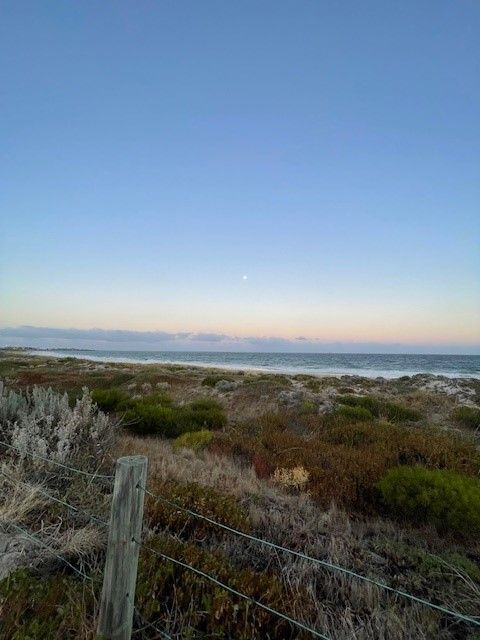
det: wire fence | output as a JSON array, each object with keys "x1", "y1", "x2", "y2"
[
  {"x1": 1, "y1": 439, "x2": 479, "y2": 639},
  {"x1": 0, "y1": 469, "x2": 109, "y2": 528},
  {"x1": 0, "y1": 438, "x2": 114, "y2": 481},
  {"x1": 138, "y1": 484, "x2": 480, "y2": 628},
  {"x1": 7, "y1": 521, "x2": 93, "y2": 582},
  {"x1": 134, "y1": 536, "x2": 330, "y2": 639}
]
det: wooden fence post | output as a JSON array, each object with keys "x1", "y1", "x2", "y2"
[{"x1": 97, "y1": 455, "x2": 148, "y2": 640}]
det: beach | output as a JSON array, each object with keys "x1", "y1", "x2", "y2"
[{"x1": 28, "y1": 348, "x2": 480, "y2": 379}]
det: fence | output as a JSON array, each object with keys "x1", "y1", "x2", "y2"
[{"x1": 1, "y1": 439, "x2": 480, "y2": 640}]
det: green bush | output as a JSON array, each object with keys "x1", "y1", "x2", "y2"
[
  {"x1": 337, "y1": 395, "x2": 420, "y2": 422},
  {"x1": 378, "y1": 466, "x2": 480, "y2": 535},
  {"x1": 452, "y1": 406, "x2": 480, "y2": 430},
  {"x1": 91, "y1": 387, "x2": 127, "y2": 412},
  {"x1": 125, "y1": 395, "x2": 226, "y2": 437},
  {"x1": 0, "y1": 568, "x2": 98, "y2": 639},
  {"x1": 382, "y1": 400, "x2": 420, "y2": 422},
  {"x1": 173, "y1": 429, "x2": 214, "y2": 451},
  {"x1": 336, "y1": 405, "x2": 373, "y2": 422},
  {"x1": 145, "y1": 480, "x2": 249, "y2": 536},
  {"x1": 125, "y1": 404, "x2": 185, "y2": 437},
  {"x1": 187, "y1": 398, "x2": 227, "y2": 429},
  {"x1": 135, "y1": 392, "x2": 173, "y2": 407},
  {"x1": 202, "y1": 375, "x2": 233, "y2": 387},
  {"x1": 300, "y1": 400, "x2": 317, "y2": 415}
]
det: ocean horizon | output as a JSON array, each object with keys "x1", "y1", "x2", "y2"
[{"x1": 30, "y1": 349, "x2": 480, "y2": 379}]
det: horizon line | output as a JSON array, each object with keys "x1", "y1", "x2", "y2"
[
  {"x1": 13, "y1": 346, "x2": 480, "y2": 358},
  {"x1": 0, "y1": 325, "x2": 479, "y2": 356}
]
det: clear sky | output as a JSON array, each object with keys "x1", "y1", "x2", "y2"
[{"x1": 1, "y1": 1, "x2": 479, "y2": 353}]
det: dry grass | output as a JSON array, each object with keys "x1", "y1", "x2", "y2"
[
  {"x1": 1, "y1": 357, "x2": 479, "y2": 639},
  {"x1": 0, "y1": 462, "x2": 48, "y2": 525},
  {"x1": 118, "y1": 435, "x2": 480, "y2": 639}
]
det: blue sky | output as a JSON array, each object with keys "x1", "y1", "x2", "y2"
[{"x1": 1, "y1": 1, "x2": 479, "y2": 353}]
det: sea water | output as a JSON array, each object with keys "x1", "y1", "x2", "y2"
[{"x1": 31, "y1": 350, "x2": 480, "y2": 379}]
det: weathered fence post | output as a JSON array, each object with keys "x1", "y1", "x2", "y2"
[{"x1": 97, "y1": 455, "x2": 148, "y2": 640}]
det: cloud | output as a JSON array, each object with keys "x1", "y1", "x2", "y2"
[
  {"x1": 0, "y1": 325, "x2": 234, "y2": 351},
  {"x1": 0, "y1": 325, "x2": 478, "y2": 354},
  {"x1": 0, "y1": 326, "x2": 188, "y2": 343},
  {"x1": 193, "y1": 333, "x2": 228, "y2": 343}
]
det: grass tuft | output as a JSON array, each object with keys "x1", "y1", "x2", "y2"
[
  {"x1": 452, "y1": 405, "x2": 480, "y2": 430},
  {"x1": 336, "y1": 395, "x2": 421, "y2": 422}
]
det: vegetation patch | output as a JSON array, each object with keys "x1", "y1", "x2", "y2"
[
  {"x1": 188, "y1": 398, "x2": 227, "y2": 429},
  {"x1": 202, "y1": 374, "x2": 233, "y2": 387},
  {"x1": 369, "y1": 538, "x2": 480, "y2": 593},
  {"x1": 336, "y1": 395, "x2": 421, "y2": 422},
  {"x1": 91, "y1": 387, "x2": 128, "y2": 412},
  {"x1": 125, "y1": 395, "x2": 226, "y2": 438},
  {"x1": 219, "y1": 412, "x2": 480, "y2": 510},
  {"x1": 145, "y1": 480, "x2": 250, "y2": 537},
  {"x1": 299, "y1": 400, "x2": 317, "y2": 415},
  {"x1": 378, "y1": 466, "x2": 480, "y2": 535},
  {"x1": 172, "y1": 429, "x2": 214, "y2": 451},
  {"x1": 452, "y1": 406, "x2": 480, "y2": 430},
  {"x1": 336, "y1": 404, "x2": 374, "y2": 421},
  {"x1": 0, "y1": 568, "x2": 99, "y2": 640},
  {"x1": 136, "y1": 535, "x2": 289, "y2": 639}
]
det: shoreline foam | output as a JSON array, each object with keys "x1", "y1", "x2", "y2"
[{"x1": 28, "y1": 349, "x2": 480, "y2": 380}]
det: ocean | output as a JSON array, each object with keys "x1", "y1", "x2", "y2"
[{"x1": 31, "y1": 350, "x2": 480, "y2": 379}]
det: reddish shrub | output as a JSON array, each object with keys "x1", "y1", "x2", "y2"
[{"x1": 252, "y1": 454, "x2": 273, "y2": 479}]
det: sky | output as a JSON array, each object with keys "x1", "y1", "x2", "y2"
[{"x1": 1, "y1": 1, "x2": 479, "y2": 353}]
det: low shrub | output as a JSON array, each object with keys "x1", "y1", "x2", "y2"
[
  {"x1": 227, "y1": 414, "x2": 480, "y2": 510},
  {"x1": 202, "y1": 375, "x2": 233, "y2": 387},
  {"x1": 452, "y1": 406, "x2": 480, "y2": 430},
  {"x1": 134, "y1": 392, "x2": 173, "y2": 407},
  {"x1": 299, "y1": 400, "x2": 317, "y2": 415},
  {"x1": 378, "y1": 466, "x2": 480, "y2": 535},
  {"x1": 124, "y1": 404, "x2": 184, "y2": 437},
  {"x1": 136, "y1": 535, "x2": 290, "y2": 639},
  {"x1": 336, "y1": 395, "x2": 420, "y2": 422},
  {"x1": 187, "y1": 398, "x2": 227, "y2": 430},
  {"x1": 371, "y1": 538, "x2": 480, "y2": 590},
  {"x1": 0, "y1": 568, "x2": 98, "y2": 639},
  {"x1": 272, "y1": 465, "x2": 310, "y2": 490},
  {"x1": 145, "y1": 480, "x2": 249, "y2": 537},
  {"x1": 0, "y1": 385, "x2": 113, "y2": 474},
  {"x1": 336, "y1": 405, "x2": 373, "y2": 422},
  {"x1": 172, "y1": 429, "x2": 213, "y2": 451},
  {"x1": 252, "y1": 453, "x2": 273, "y2": 479},
  {"x1": 320, "y1": 421, "x2": 389, "y2": 447},
  {"x1": 91, "y1": 387, "x2": 127, "y2": 412},
  {"x1": 124, "y1": 395, "x2": 226, "y2": 437}
]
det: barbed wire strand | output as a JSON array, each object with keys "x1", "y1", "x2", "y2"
[
  {"x1": 135, "y1": 538, "x2": 330, "y2": 640},
  {"x1": 0, "y1": 470, "x2": 109, "y2": 528},
  {"x1": 139, "y1": 485, "x2": 480, "y2": 628},
  {"x1": 0, "y1": 439, "x2": 114, "y2": 481},
  {"x1": 7, "y1": 522, "x2": 92, "y2": 581}
]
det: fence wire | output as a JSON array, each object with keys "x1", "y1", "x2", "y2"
[
  {"x1": 7, "y1": 522, "x2": 92, "y2": 582},
  {"x1": 0, "y1": 439, "x2": 114, "y2": 481},
  {"x1": 139, "y1": 484, "x2": 480, "y2": 629},
  {"x1": 0, "y1": 469, "x2": 110, "y2": 528},
  {"x1": 2, "y1": 440, "x2": 479, "y2": 637},
  {"x1": 135, "y1": 537, "x2": 331, "y2": 640}
]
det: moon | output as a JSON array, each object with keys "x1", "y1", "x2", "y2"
[{"x1": 242, "y1": 275, "x2": 248, "y2": 280}]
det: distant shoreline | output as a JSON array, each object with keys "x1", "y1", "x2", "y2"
[{"x1": 25, "y1": 349, "x2": 480, "y2": 380}]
